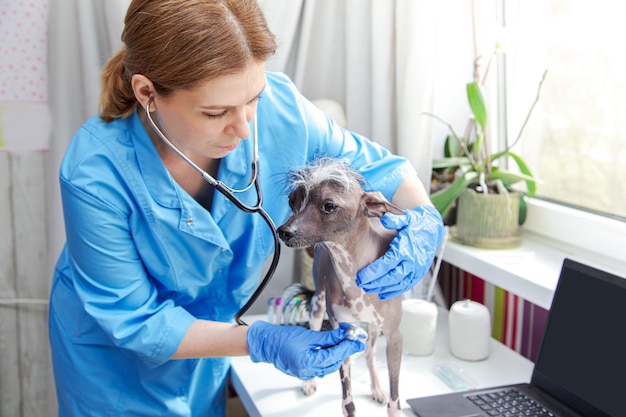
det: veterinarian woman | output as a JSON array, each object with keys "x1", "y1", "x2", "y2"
[{"x1": 48, "y1": 0, "x2": 444, "y2": 415}]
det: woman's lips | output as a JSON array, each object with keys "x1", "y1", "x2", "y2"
[{"x1": 219, "y1": 142, "x2": 239, "y2": 152}]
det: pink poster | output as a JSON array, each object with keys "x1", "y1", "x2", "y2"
[{"x1": 0, "y1": 0, "x2": 50, "y2": 151}]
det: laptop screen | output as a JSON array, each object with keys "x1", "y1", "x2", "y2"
[{"x1": 531, "y1": 259, "x2": 626, "y2": 417}]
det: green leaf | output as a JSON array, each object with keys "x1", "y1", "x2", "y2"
[
  {"x1": 490, "y1": 150, "x2": 537, "y2": 197},
  {"x1": 518, "y1": 197, "x2": 527, "y2": 225},
  {"x1": 444, "y1": 135, "x2": 462, "y2": 158},
  {"x1": 430, "y1": 171, "x2": 478, "y2": 218},
  {"x1": 506, "y1": 151, "x2": 536, "y2": 197},
  {"x1": 467, "y1": 81, "x2": 487, "y2": 131},
  {"x1": 432, "y1": 156, "x2": 471, "y2": 170},
  {"x1": 490, "y1": 168, "x2": 535, "y2": 189}
]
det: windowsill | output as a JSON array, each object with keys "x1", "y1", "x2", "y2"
[
  {"x1": 443, "y1": 230, "x2": 574, "y2": 309},
  {"x1": 441, "y1": 199, "x2": 626, "y2": 310}
]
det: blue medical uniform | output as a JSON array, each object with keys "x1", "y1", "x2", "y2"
[{"x1": 48, "y1": 72, "x2": 417, "y2": 416}]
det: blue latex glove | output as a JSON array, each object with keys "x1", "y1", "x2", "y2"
[
  {"x1": 247, "y1": 321, "x2": 366, "y2": 380},
  {"x1": 356, "y1": 204, "x2": 444, "y2": 300}
]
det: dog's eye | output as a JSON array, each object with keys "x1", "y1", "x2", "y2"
[{"x1": 321, "y1": 202, "x2": 338, "y2": 214}]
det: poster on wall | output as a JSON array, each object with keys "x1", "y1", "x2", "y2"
[{"x1": 0, "y1": 0, "x2": 51, "y2": 151}]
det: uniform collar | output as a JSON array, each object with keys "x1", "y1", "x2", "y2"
[{"x1": 131, "y1": 110, "x2": 182, "y2": 208}]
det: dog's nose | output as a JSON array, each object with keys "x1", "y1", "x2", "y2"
[{"x1": 277, "y1": 226, "x2": 295, "y2": 242}]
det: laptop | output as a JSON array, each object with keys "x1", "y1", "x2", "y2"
[{"x1": 407, "y1": 258, "x2": 626, "y2": 417}]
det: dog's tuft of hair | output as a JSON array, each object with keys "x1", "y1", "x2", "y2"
[{"x1": 285, "y1": 157, "x2": 367, "y2": 212}]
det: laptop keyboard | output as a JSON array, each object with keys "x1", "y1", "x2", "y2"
[{"x1": 466, "y1": 388, "x2": 556, "y2": 417}]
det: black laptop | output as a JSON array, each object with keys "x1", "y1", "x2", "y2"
[{"x1": 407, "y1": 258, "x2": 626, "y2": 417}]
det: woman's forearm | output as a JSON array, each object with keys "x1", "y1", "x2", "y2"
[{"x1": 172, "y1": 320, "x2": 250, "y2": 359}]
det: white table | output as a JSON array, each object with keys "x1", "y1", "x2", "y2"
[{"x1": 230, "y1": 310, "x2": 534, "y2": 416}]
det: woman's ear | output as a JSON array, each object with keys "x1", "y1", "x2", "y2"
[{"x1": 131, "y1": 74, "x2": 155, "y2": 111}]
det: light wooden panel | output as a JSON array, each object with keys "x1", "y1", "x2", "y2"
[
  {"x1": 11, "y1": 152, "x2": 55, "y2": 416},
  {"x1": 0, "y1": 152, "x2": 21, "y2": 416},
  {"x1": 0, "y1": 152, "x2": 55, "y2": 416}
]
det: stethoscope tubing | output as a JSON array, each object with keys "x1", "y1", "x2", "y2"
[
  {"x1": 216, "y1": 172, "x2": 282, "y2": 325},
  {"x1": 144, "y1": 97, "x2": 280, "y2": 325}
]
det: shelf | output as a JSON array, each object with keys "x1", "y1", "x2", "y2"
[{"x1": 441, "y1": 229, "x2": 626, "y2": 310}]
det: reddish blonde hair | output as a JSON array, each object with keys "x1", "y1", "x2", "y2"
[{"x1": 99, "y1": 0, "x2": 277, "y2": 122}]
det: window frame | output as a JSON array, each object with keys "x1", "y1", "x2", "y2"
[
  {"x1": 497, "y1": 0, "x2": 625, "y2": 267},
  {"x1": 524, "y1": 198, "x2": 626, "y2": 264}
]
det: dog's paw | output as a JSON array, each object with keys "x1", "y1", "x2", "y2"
[
  {"x1": 371, "y1": 387, "x2": 388, "y2": 405},
  {"x1": 387, "y1": 398, "x2": 401, "y2": 417},
  {"x1": 301, "y1": 380, "x2": 317, "y2": 396}
]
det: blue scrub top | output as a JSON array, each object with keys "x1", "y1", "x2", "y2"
[{"x1": 49, "y1": 72, "x2": 417, "y2": 416}]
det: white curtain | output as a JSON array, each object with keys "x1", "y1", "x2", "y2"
[
  {"x1": 46, "y1": 0, "x2": 129, "y2": 271},
  {"x1": 46, "y1": 0, "x2": 440, "y2": 271},
  {"x1": 259, "y1": 0, "x2": 439, "y2": 184}
]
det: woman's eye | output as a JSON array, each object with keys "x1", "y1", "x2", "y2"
[
  {"x1": 322, "y1": 202, "x2": 337, "y2": 214},
  {"x1": 205, "y1": 111, "x2": 227, "y2": 120},
  {"x1": 204, "y1": 95, "x2": 260, "y2": 120}
]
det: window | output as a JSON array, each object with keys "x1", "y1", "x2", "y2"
[{"x1": 502, "y1": 0, "x2": 626, "y2": 220}]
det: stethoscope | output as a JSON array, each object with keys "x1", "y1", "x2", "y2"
[{"x1": 145, "y1": 96, "x2": 280, "y2": 325}]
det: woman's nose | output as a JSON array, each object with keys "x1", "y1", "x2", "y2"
[{"x1": 225, "y1": 107, "x2": 252, "y2": 139}]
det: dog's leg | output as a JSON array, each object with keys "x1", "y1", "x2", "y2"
[
  {"x1": 339, "y1": 357, "x2": 356, "y2": 417},
  {"x1": 308, "y1": 288, "x2": 326, "y2": 331},
  {"x1": 384, "y1": 326, "x2": 403, "y2": 417},
  {"x1": 301, "y1": 287, "x2": 326, "y2": 396},
  {"x1": 364, "y1": 325, "x2": 388, "y2": 405}
]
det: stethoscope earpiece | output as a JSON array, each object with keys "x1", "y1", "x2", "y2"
[{"x1": 147, "y1": 95, "x2": 155, "y2": 113}]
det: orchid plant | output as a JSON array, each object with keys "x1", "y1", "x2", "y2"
[{"x1": 426, "y1": 1, "x2": 546, "y2": 221}]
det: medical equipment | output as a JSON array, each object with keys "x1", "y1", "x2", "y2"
[
  {"x1": 345, "y1": 324, "x2": 368, "y2": 342},
  {"x1": 144, "y1": 96, "x2": 280, "y2": 325}
]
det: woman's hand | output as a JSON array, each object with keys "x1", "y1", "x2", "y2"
[
  {"x1": 247, "y1": 321, "x2": 366, "y2": 380},
  {"x1": 356, "y1": 205, "x2": 444, "y2": 300}
]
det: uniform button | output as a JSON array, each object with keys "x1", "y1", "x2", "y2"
[{"x1": 186, "y1": 218, "x2": 193, "y2": 226}]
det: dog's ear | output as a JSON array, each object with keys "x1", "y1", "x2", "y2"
[
  {"x1": 362, "y1": 192, "x2": 388, "y2": 218},
  {"x1": 362, "y1": 191, "x2": 404, "y2": 218}
]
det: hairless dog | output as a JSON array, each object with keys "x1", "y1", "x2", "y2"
[{"x1": 278, "y1": 157, "x2": 405, "y2": 417}]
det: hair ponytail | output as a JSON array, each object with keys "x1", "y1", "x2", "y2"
[{"x1": 99, "y1": 47, "x2": 137, "y2": 122}]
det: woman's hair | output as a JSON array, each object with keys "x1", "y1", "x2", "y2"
[{"x1": 99, "y1": 0, "x2": 277, "y2": 122}]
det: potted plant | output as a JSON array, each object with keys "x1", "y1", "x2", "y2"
[{"x1": 426, "y1": 4, "x2": 547, "y2": 248}]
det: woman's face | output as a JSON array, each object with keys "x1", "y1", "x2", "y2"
[{"x1": 150, "y1": 60, "x2": 266, "y2": 160}]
